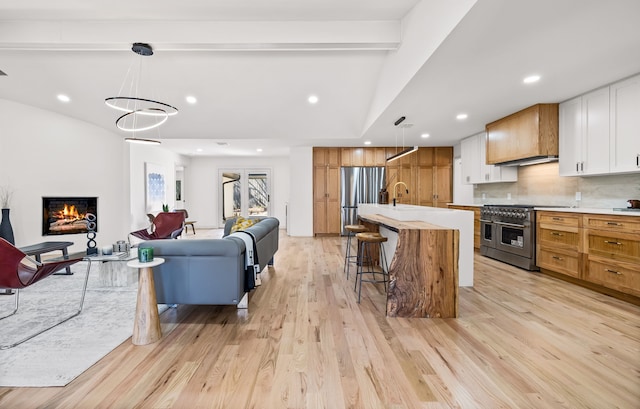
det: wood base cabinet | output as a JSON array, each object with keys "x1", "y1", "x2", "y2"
[
  {"x1": 447, "y1": 204, "x2": 481, "y2": 249},
  {"x1": 536, "y1": 211, "x2": 640, "y2": 301}
]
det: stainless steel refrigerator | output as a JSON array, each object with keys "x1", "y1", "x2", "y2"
[{"x1": 340, "y1": 166, "x2": 386, "y2": 235}]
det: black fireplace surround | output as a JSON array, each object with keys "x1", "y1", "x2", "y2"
[{"x1": 42, "y1": 197, "x2": 98, "y2": 236}]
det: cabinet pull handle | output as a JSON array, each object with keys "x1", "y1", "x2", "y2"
[
  {"x1": 637, "y1": 154, "x2": 639, "y2": 167},
  {"x1": 576, "y1": 162, "x2": 579, "y2": 172},
  {"x1": 604, "y1": 240, "x2": 622, "y2": 245},
  {"x1": 552, "y1": 256, "x2": 564, "y2": 261},
  {"x1": 550, "y1": 232, "x2": 564, "y2": 236},
  {"x1": 605, "y1": 268, "x2": 621, "y2": 275},
  {"x1": 552, "y1": 217, "x2": 563, "y2": 221},
  {"x1": 580, "y1": 162, "x2": 584, "y2": 172},
  {"x1": 607, "y1": 222, "x2": 622, "y2": 226}
]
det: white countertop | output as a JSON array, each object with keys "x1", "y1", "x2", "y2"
[
  {"x1": 534, "y1": 207, "x2": 640, "y2": 216},
  {"x1": 358, "y1": 203, "x2": 474, "y2": 287}
]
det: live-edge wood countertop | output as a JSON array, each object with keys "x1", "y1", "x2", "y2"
[
  {"x1": 357, "y1": 213, "x2": 459, "y2": 319},
  {"x1": 358, "y1": 213, "x2": 451, "y2": 232}
]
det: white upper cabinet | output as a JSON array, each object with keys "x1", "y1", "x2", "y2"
[
  {"x1": 461, "y1": 132, "x2": 517, "y2": 184},
  {"x1": 559, "y1": 87, "x2": 610, "y2": 176},
  {"x1": 610, "y1": 74, "x2": 640, "y2": 173},
  {"x1": 559, "y1": 73, "x2": 640, "y2": 177}
]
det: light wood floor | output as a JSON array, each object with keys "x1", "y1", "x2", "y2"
[{"x1": 1, "y1": 231, "x2": 639, "y2": 408}]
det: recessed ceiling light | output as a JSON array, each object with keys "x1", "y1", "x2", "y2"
[
  {"x1": 57, "y1": 94, "x2": 70, "y2": 103},
  {"x1": 186, "y1": 95, "x2": 197, "y2": 104},
  {"x1": 257, "y1": 148, "x2": 263, "y2": 152},
  {"x1": 364, "y1": 141, "x2": 372, "y2": 145},
  {"x1": 523, "y1": 75, "x2": 541, "y2": 84},
  {"x1": 308, "y1": 95, "x2": 319, "y2": 104},
  {"x1": 196, "y1": 148, "x2": 203, "y2": 152},
  {"x1": 421, "y1": 133, "x2": 430, "y2": 138},
  {"x1": 456, "y1": 113, "x2": 468, "y2": 120}
]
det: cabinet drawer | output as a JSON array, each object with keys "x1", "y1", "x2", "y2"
[
  {"x1": 587, "y1": 233, "x2": 640, "y2": 263},
  {"x1": 537, "y1": 248, "x2": 580, "y2": 278},
  {"x1": 539, "y1": 228, "x2": 579, "y2": 250},
  {"x1": 586, "y1": 258, "x2": 640, "y2": 297},
  {"x1": 585, "y1": 215, "x2": 640, "y2": 234},
  {"x1": 538, "y1": 213, "x2": 580, "y2": 227}
]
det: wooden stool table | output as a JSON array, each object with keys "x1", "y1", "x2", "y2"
[{"x1": 126, "y1": 258, "x2": 164, "y2": 345}]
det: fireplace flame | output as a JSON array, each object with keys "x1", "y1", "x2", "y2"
[{"x1": 54, "y1": 204, "x2": 86, "y2": 221}]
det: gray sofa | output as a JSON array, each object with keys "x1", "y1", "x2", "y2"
[{"x1": 145, "y1": 216, "x2": 279, "y2": 306}]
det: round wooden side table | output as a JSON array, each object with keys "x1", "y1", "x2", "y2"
[{"x1": 126, "y1": 258, "x2": 165, "y2": 345}]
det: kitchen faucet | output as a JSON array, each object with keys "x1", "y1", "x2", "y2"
[{"x1": 392, "y1": 181, "x2": 408, "y2": 207}]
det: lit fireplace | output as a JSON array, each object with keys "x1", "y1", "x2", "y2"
[{"x1": 42, "y1": 197, "x2": 98, "y2": 236}]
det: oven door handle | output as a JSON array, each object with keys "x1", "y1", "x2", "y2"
[
  {"x1": 494, "y1": 221, "x2": 528, "y2": 229},
  {"x1": 479, "y1": 219, "x2": 493, "y2": 223}
]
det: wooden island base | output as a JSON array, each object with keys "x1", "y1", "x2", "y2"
[{"x1": 359, "y1": 214, "x2": 459, "y2": 318}]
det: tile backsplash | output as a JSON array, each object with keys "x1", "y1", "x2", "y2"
[{"x1": 473, "y1": 162, "x2": 640, "y2": 208}]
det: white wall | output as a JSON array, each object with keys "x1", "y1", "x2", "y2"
[
  {"x1": 185, "y1": 155, "x2": 291, "y2": 229},
  {"x1": 288, "y1": 147, "x2": 313, "y2": 236},
  {"x1": 0, "y1": 99, "x2": 129, "y2": 252},
  {"x1": 128, "y1": 143, "x2": 190, "y2": 231}
]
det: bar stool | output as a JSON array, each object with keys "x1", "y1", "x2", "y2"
[
  {"x1": 344, "y1": 224, "x2": 368, "y2": 279},
  {"x1": 354, "y1": 232, "x2": 390, "y2": 303}
]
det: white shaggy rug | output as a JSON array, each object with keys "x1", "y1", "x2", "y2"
[{"x1": 0, "y1": 261, "x2": 164, "y2": 387}]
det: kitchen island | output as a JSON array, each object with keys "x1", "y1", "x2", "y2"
[{"x1": 358, "y1": 203, "x2": 474, "y2": 287}]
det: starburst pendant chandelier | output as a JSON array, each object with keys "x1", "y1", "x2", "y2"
[{"x1": 105, "y1": 42, "x2": 178, "y2": 136}]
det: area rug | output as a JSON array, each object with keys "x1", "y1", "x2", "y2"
[{"x1": 0, "y1": 261, "x2": 163, "y2": 387}]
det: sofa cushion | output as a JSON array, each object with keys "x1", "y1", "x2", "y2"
[{"x1": 230, "y1": 216, "x2": 259, "y2": 233}]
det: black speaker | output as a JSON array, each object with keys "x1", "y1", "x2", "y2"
[{"x1": 86, "y1": 212, "x2": 98, "y2": 255}]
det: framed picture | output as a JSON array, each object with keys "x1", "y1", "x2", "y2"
[
  {"x1": 145, "y1": 162, "x2": 166, "y2": 213},
  {"x1": 175, "y1": 180, "x2": 182, "y2": 201}
]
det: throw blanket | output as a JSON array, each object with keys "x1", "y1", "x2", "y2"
[{"x1": 228, "y1": 231, "x2": 260, "y2": 291}]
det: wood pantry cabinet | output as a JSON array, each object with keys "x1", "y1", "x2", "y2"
[
  {"x1": 486, "y1": 103, "x2": 559, "y2": 165},
  {"x1": 417, "y1": 147, "x2": 453, "y2": 208},
  {"x1": 313, "y1": 148, "x2": 341, "y2": 235},
  {"x1": 536, "y1": 210, "x2": 640, "y2": 302}
]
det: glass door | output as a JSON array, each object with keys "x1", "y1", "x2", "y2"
[{"x1": 220, "y1": 169, "x2": 271, "y2": 225}]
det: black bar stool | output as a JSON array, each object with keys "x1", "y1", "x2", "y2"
[
  {"x1": 343, "y1": 224, "x2": 368, "y2": 279},
  {"x1": 354, "y1": 232, "x2": 389, "y2": 303}
]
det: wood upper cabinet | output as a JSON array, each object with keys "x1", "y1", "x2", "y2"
[
  {"x1": 486, "y1": 103, "x2": 559, "y2": 165},
  {"x1": 341, "y1": 147, "x2": 364, "y2": 166},
  {"x1": 313, "y1": 148, "x2": 341, "y2": 235}
]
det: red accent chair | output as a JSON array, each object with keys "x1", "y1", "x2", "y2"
[
  {"x1": 129, "y1": 211, "x2": 186, "y2": 241},
  {"x1": 0, "y1": 238, "x2": 91, "y2": 349}
]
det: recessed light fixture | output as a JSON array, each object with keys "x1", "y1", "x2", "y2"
[
  {"x1": 186, "y1": 95, "x2": 197, "y2": 104},
  {"x1": 308, "y1": 95, "x2": 319, "y2": 104},
  {"x1": 456, "y1": 113, "x2": 468, "y2": 120},
  {"x1": 196, "y1": 148, "x2": 203, "y2": 152},
  {"x1": 57, "y1": 94, "x2": 70, "y2": 103},
  {"x1": 257, "y1": 148, "x2": 263, "y2": 152},
  {"x1": 364, "y1": 141, "x2": 372, "y2": 145},
  {"x1": 421, "y1": 133, "x2": 430, "y2": 138},
  {"x1": 523, "y1": 75, "x2": 541, "y2": 84}
]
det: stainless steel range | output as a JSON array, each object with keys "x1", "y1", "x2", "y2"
[{"x1": 480, "y1": 204, "x2": 539, "y2": 270}]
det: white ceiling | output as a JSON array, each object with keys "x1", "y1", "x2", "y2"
[{"x1": 1, "y1": 0, "x2": 640, "y2": 157}]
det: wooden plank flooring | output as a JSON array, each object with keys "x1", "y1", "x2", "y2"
[{"x1": 1, "y1": 231, "x2": 639, "y2": 408}]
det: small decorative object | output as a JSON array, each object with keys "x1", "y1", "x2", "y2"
[
  {"x1": 162, "y1": 203, "x2": 169, "y2": 212},
  {"x1": 138, "y1": 246, "x2": 154, "y2": 263},
  {"x1": 379, "y1": 188, "x2": 389, "y2": 204},
  {"x1": 0, "y1": 185, "x2": 15, "y2": 245},
  {"x1": 113, "y1": 240, "x2": 130, "y2": 253},
  {"x1": 85, "y1": 213, "x2": 98, "y2": 255},
  {"x1": 101, "y1": 245, "x2": 113, "y2": 255}
]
